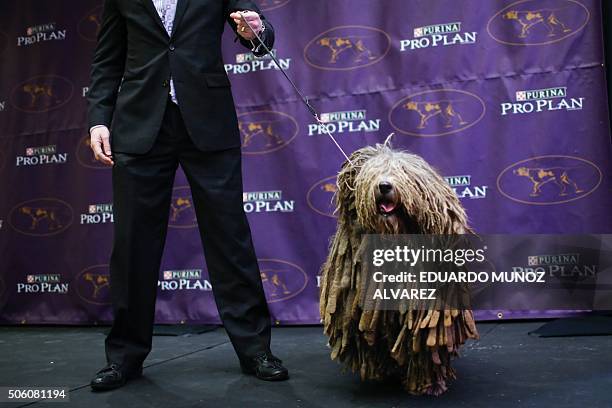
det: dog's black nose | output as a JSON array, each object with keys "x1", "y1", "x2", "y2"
[{"x1": 379, "y1": 181, "x2": 393, "y2": 195}]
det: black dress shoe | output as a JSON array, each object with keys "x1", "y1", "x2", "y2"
[
  {"x1": 90, "y1": 363, "x2": 142, "y2": 392},
  {"x1": 241, "y1": 353, "x2": 289, "y2": 381}
]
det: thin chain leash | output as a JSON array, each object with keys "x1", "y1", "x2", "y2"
[{"x1": 238, "y1": 12, "x2": 354, "y2": 165}]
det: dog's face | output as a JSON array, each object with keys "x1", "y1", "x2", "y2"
[
  {"x1": 336, "y1": 143, "x2": 468, "y2": 235},
  {"x1": 354, "y1": 147, "x2": 421, "y2": 234}
]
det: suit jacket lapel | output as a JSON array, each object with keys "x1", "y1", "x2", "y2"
[
  {"x1": 170, "y1": 0, "x2": 189, "y2": 40},
  {"x1": 139, "y1": 0, "x2": 170, "y2": 38}
]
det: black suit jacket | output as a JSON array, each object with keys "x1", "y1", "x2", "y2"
[{"x1": 87, "y1": 0, "x2": 274, "y2": 153}]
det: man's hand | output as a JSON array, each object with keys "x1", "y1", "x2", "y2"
[
  {"x1": 90, "y1": 125, "x2": 114, "y2": 166},
  {"x1": 230, "y1": 11, "x2": 262, "y2": 41}
]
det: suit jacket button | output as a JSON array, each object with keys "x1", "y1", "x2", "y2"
[
  {"x1": 169, "y1": 44, "x2": 175, "y2": 51},
  {"x1": 162, "y1": 80, "x2": 169, "y2": 87}
]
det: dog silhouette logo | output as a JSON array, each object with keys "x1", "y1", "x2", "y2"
[
  {"x1": 237, "y1": 111, "x2": 298, "y2": 155},
  {"x1": 75, "y1": 265, "x2": 112, "y2": 306},
  {"x1": 503, "y1": 9, "x2": 571, "y2": 38},
  {"x1": 11, "y1": 75, "x2": 74, "y2": 113},
  {"x1": 171, "y1": 197, "x2": 193, "y2": 222},
  {"x1": 305, "y1": 26, "x2": 391, "y2": 71},
  {"x1": 261, "y1": 270, "x2": 291, "y2": 298},
  {"x1": 307, "y1": 175, "x2": 338, "y2": 218},
  {"x1": 488, "y1": 0, "x2": 590, "y2": 46},
  {"x1": 513, "y1": 166, "x2": 584, "y2": 197},
  {"x1": 9, "y1": 198, "x2": 73, "y2": 236},
  {"x1": 169, "y1": 186, "x2": 197, "y2": 228},
  {"x1": 317, "y1": 36, "x2": 378, "y2": 65},
  {"x1": 390, "y1": 89, "x2": 485, "y2": 137},
  {"x1": 83, "y1": 273, "x2": 110, "y2": 300},
  {"x1": 78, "y1": 5, "x2": 103, "y2": 41},
  {"x1": 255, "y1": 0, "x2": 291, "y2": 11},
  {"x1": 20, "y1": 207, "x2": 63, "y2": 231},
  {"x1": 403, "y1": 100, "x2": 468, "y2": 130},
  {"x1": 240, "y1": 121, "x2": 284, "y2": 148},
  {"x1": 321, "y1": 182, "x2": 338, "y2": 194},
  {"x1": 258, "y1": 259, "x2": 308, "y2": 303},
  {"x1": 23, "y1": 84, "x2": 53, "y2": 108},
  {"x1": 497, "y1": 156, "x2": 602, "y2": 205}
]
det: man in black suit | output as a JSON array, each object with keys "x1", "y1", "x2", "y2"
[{"x1": 87, "y1": 0, "x2": 288, "y2": 391}]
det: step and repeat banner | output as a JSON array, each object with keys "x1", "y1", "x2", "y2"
[{"x1": 0, "y1": 0, "x2": 611, "y2": 324}]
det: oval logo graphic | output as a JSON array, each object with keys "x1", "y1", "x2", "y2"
[
  {"x1": 76, "y1": 135, "x2": 110, "y2": 170},
  {"x1": 75, "y1": 264, "x2": 111, "y2": 306},
  {"x1": 307, "y1": 175, "x2": 338, "y2": 218},
  {"x1": 238, "y1": 110, "x2": 299, "y2": 155},
  {"x1": 259, "y1": 258, "x2": 308, "y2": 303},
  {"x1": 389, "y1": 89, "x2": 486, "y2": 137},
  {"x1": 497, "y1": 155, "x2": 602, "y2": 205},
  {"x1": 487, "y1": 0, "x2": 590, "y2": 46},
  {"x1": 304, "y1": 25, "x2": 391, "y2": 71},
  {"x1": 255, "y1": 0, "x2": 291, "y2": 11},
  {"x1": 11, "y1": 75, "x2": 74, "y2": 113},
  {"x1": 78, "y1": 5, "x2": 104, "y2": 41},
  {"x1": 169, "y1": 186, "x2": 197, "y2": 228},
  {"x1": 9, "y1": 198, "x2": 74, "y2": 236}
]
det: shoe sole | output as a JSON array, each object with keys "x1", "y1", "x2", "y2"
[
  {"x1": 241, "y1": 367, "x2": 289, "y2": 381},
  {"x1": 90, "y1": 379, "x2": 127, "y2": 392},
  {"x1": 90, "y1": 369, "x2": 143, "y2": 392}
]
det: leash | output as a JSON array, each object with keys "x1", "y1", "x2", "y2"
[{"x1": 238, "y1": 12, "x2": 354, "y2": 165}]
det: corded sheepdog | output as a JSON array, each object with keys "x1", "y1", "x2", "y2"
[{"x1": 319, "y1": 140, "x2": 479, "y2": 395}]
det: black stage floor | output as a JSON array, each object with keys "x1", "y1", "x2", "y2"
[{"x1": 0, "y1": 322, "x2": 611, "y2": 408}]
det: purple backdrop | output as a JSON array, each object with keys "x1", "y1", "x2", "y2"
[{"x1": 0, "y1": 0, "x2": 611, "y2": 325}]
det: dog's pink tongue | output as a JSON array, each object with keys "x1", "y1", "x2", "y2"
[{"x1": 380, "y1": 203, "x2": 396, "y2": 213}]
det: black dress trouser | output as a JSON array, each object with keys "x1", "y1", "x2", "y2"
[{"x1": 105, "y1": 99, "x2": 271, "y2": 372}]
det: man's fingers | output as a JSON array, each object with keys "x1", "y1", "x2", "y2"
[
  {"x1": 99, "y1": 156, "x2": 113, "y2": 165},
  {"x1": 230, "y1": 10, "x2": 261, "y2": 40},
  {"x1": 102, "y1": 136, "x2": 112, "y2": 156},
  {"x1": 101, "y1": 137, "x2": 114, "y2": 165},
  {"x1": 90, "y1": 137, "x2": 113, "y2": 166},
  {"x1": 231, "y1": 11, "x2": 260, "y2": 27},
  {"x1": 230, "y1": 11, "x2": 258, "y2": 19},
  {"x1": 90, "y1": 137, "x2": 103, "y2": 157}
]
